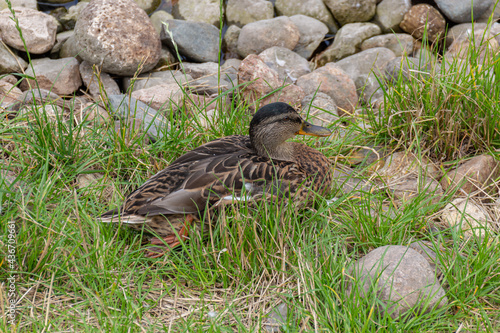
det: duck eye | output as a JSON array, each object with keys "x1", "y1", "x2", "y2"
[{"x1": 284, "y1": 116, "x2": 289, "y2": 121}]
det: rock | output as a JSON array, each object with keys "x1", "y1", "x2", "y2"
[
  {"x1": 330, "y1": 167, "x2": 374, "y2": 196},
  {"x1": 226, "y1": 0, "x2": 274, "y2": 27},
  {"x1": 59, "y1": 34, "x2": 82, "y2": 61},
  {"x1": 275, "y1": 0, "x2": 338, "y2": 33},
  {"x1": 238, "y1": 54, "x2": 304, "y2": 109},
  {"x1": 384, "y1": 56, "x2": 434, "y2": 82},
  {"x1": 107, "y1": 94, "x2": 170, "y2": 140},
  {"x1": 82, "y1": 102, "x2": 110, "y2": 123},
  {"x1": 400, "y1": 4, "x2": 446, "y2": 43},
  {"x1": 441, "y1": 155, "x2": 499, "y2": 195},
  {"x1": 172, "y1": 0, "x2": 223, "y2": 26},
  {"x1": 446, "y1": 29, "x2": 499, "y2": 63},
  {"x1": 348, "y1": 245, "x2": 448, "y2": 319},
  {"x1": 189, "y1": 76, "x2": 232, "y2": 95},
  {"x1": 0, "y1": 80, "x2": 23, "y2": 109},
  {"x1": 296, "y1": 63, "x2": 358, "y2": 116},
  {"x1": 20, "y1": 58, "x2": 82, "y2": 95},
  {"x1": 361, "y1": 33, "x2": 415, "y2": 57},
  {"x1": 263, "y1": 303, "x2": 287, "y2": 333},
  {"x1": 324, "y1": 0, "x2": 377, "y2": 25},
  {"x1": 20, "y1": 88, "x2": 61, "y2": 105},
  {"x1": 131, "y1": 83, "x2": 185, "y2": 113},
  {"x1": 124, "y1": 70, "x2": 192, "y2": 92},
  {"x1": 315, "y1": 22, "x2": 381, "y2": 66},
  {"x1": 150, "y1": 10, "x2": 174, "y2": 35},
  {"x1": 237, "y1": 16, "x2": 300, "y2": 58},
  {"x1": 51, "y1": 30, "x2": 74, "y2": 55},
  {"x1": 182, "y1": 62, "x2": 220, "y2": 79},
  {"x1": 223, "y1": 25, "x2": 241, "y2": 59},
  {"x1": 0, "y1": 0, "x2": 37, "y2": 11},
  {"x1": 477, "y1": 3, "x2": 500, "y2": 22},
  {"x1": 133, "y1": 0, "x2": 160, "y2": 14},
  {"x1": 408, "y1": 241, "x2": 441, "y2": 275},
  {"x1": 155, "y1": 47, "x2": 177, "y2": 69},
  {"x1": 441, "y1": 198, "x2": 492, "y2": 238},
  {"x1": 389, "y1": 174, "x2": 443, "y2": 203},
  {"x1": 376, "y1": 151, "x2": 441, "y2": 180},
  {"x1": 0, "y1": 43, "x2": 27, "y2": 74},
  {"x1": 290, "y1": 15, "x2": 328, "y2": 59},
  {"x1": 79, "y1": 61, "x2": 121, "y2": 98},
  {"x1": 373, "y1": 0, "x2": 412, "y2": 33},
  {"x1": 59, "y1": 1, "x2": 89, "y2": 30},
  {"x1": 0, "y1": 8, "x2": 57, "y2": 54},
  {"x1": 161, "y1": 19, "x2": 220, "y2": 63},
  {"x1": 76, "y1": 173, "x2": 116, "y2": 202},
  {"x1": 259, "y1": 47, "x2": 311, "y2": 83},
  {"x1": 75, "y1": 0, "x2": 161, "y2": 76},
  {"x1": 335, "y1": 47, "x2": 396, "y2": 103},
  {"x1": 301, "y1": 92, "x2": 338, "y2": 127},
  {"x1": 446, "y1": 23, "x2": 489, "y2": 47},
  {"x1": 435, "y1": 0, "x2": 494, "y2": 23}
]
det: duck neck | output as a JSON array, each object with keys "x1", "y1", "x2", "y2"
[{"x1": 252, "y1": 139, "x2": 296, "y2": 162}]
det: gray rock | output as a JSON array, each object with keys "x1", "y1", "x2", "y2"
[
  {"x1": 0, "y1": 8, "x2": 57, "y2": 54},
  {"x1": 446, "y1": 29, "x2": 499, "y2": 64},
  {"x1": 189, "y1": 76, "x2": 232, "y2": 95},
  {"x1": 0, "y1": 43, "x2": 28, "y2": 74},
  {"x1": 226, "y1": 0, "x2": 274, "y2": 27},
  {"x1": 237, "y1": 16, "x2": 300, "y2": 58},
  {"x1": 161, "y1": 19, "x2": 220, "y2": 63},
  {"x1": 330, "y1": 167, "x2": 374, "y2": 195},
  {"x1": 324, "y1": 0, "x2": 377, "y2": 25},
  {"x1": 133, "y1": 0, "x2": 161, "y2": 14},
  {"x1": 435, "y1": 0, "x2": 493, "y2": 23},
  {"x1": 316, "y1": 22, "x2": 381, "y2": 66},
  {"x1": 373, "y1": 0, "x2": 412, "y2": 33},
  {"x1": 124, "y1": 70, "x2": 192, "y2": 92},
  {"x1": 446, "y1": 23, "x2": 489, "y2": 47},
  {"x1": 182, "y1": 62, "x2": 219, "y2": 79},
  {"x1": 296, "y1": 63, "x2": 358, "y2": 116},
  {"x1": 107, "y1": 94, "x2": 170, "y2": 140},
  {"x1": 75, "y1": 0, "x2": 161, "y2": 76},
  {"x1": 441, "y1": 198, "x2": 492, "y2": 238},
  {"x1": 79, "y1": 61, "x2": 121, "y2": 97},
  {"x1": 477, "y1": 2, "x2": 500, "y2": 22},
  {"x1": 20, "y1": 89, "x2": 61, "y2": 105},
  {"x1": 20, "y1": 58, "x2": 82, "y2": 95},
  {"x1": 275, "y1": 0, "x2": 338, "y2": 33},
  {"x1": 172, "y1": 0, "x2": 222, "y2": 26},
  {"x1": 150, "y1": 10, "x2": 174, "y2": 35},
  {"x1": 259, "y1": 47, "x2": 311, "y2": 83},
  {"x1": 408, "y1": 241, "x2": 440, "y2": 274},
  {"x1": 301, "y1": 92, "x2": 338, "y2": 127},
  {"x1": 335, "y1": 47, "x2": 396, "y2": 103},
  {"x1": 361, "y1": 33, "x2": 415, "y2": 57},
  {"x1": 348, "y1": 245, "x2": 448, "y2": 319},
  {"x1": 59, "y1": 34, "x2": 82, "y2": 60},
  {"x1": 51, "y1": 30, "x2": 74, "y2": 54},
  {"x1": 290, "y1": 15, "x2": 328, "y2": 59},
  {"x1": 223, "y1": 25, "x2": 241, "y2": 59},
  {"x1": 388, "y1": 174, "x2": 443, "y2": 204},
  {"x1": 0, "y1": 0, "x2": 37, "y2": 11},
  {"x1": 155, "y1": 47, "x2": 177, "y2": 69},
  {"x1": 0, "y1": 80, "x2": 23, "y2": 109},
  {"x1": 384, "y1": 56, "x2": 433, "y2": 82},
  {"x1": 263, "y1": 303, "x2": 288, "y2": 333}
]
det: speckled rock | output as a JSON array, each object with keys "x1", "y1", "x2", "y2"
[
  {"x1": 161, "y1": 19, "x2": 220, "y2": 63},
  {"x1": 316, "y1": 22, "x2": 381, "y2": 66},
  {"x1": 373, "y1": 0, "x2": 412, "y2": 33},
  {"x1": 275, "y1": 0, "x2": 338, "y2": 33},
  {"x1": 0, "y1": 8, "x2": 57, "y2": 54},
  {"x1": 0, "y1": 43, "x2": 28, "y2": 74},
  {"x1": 238, "y1": 54, "x2": 304, "y2": 109},
  {"x1": 324, "y1": 0, "x2": 377, "y2": 25},
  {"x1": 79, "y1": 61, "x2": 121, "y2": 98},
  {"x1": 301, "y1": 92, "x2": 338, "y2": 127},
  {"x1": 290, "y1": 15, "x2": 328, "y2": 59},
  {"x1": 237, "y1": 16, "x2": 300, "y2": 58},
  {"x1": 150, "y1": 10, "x2": 174, "y2": 35},
  {"x1": 172, "y1": 0, "x2": 223, "y2": 26},
  {"x1": 20, "y1": 58, "x2": 82, "y2": 95},
  {"x1": 400, "y1": 4, "x2": 446, "y2": 43},
  {"x1": 259, "y1": 47, "x2": 311, "y2": 83},
  {"x1": 296, "y1": 63, "x2": 358, "y2": 116},
  {"x1": 226, "y1": 0, "x2": 274, "y2": 27},
  {"x1": 441, "y1": 155, "x2": 499, "y2": 195},
  {"x1": 348, "y1": 245, "x2": 448, "y2": 319},
  {"x1": 441, "y1": 198, "x2": 492, "y2": 238},
  {"x1": 361, "y1": 33, "x2": 415, "y2": 56},
  {"x1": 75, "y1": 0, "x2": 161, "y2": 76},
  {"x1": 435, "y1": 0, "x2": 494, "y2": 23}
]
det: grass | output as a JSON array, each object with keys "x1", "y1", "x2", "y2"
[{"x1": 1, "y1": 2, "x2": 500, "y2": 332}]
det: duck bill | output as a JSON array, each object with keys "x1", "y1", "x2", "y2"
[{"x1": 296, "y1": 121, "x2": 332, "y2": 137}]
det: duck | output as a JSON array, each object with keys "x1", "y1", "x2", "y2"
[{"x1": 100, "y1": 102, "x2": 333, "y2": 257}]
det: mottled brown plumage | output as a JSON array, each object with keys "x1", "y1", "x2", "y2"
[{"x1": 100, "y1": 102, "x2": 333, "y2": 256}]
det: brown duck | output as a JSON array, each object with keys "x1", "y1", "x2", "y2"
[{"x1": 100, "y1": 102, "x2": 332, "y2": 257}]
